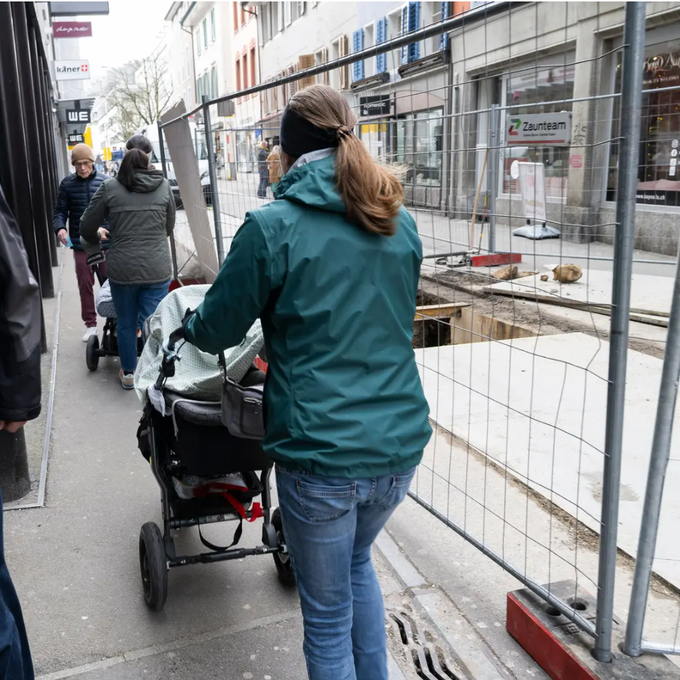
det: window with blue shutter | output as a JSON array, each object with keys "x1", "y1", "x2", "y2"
[
  {"x1": 401, "y1": 2, "x2": 421, "y2": 64},
  {"x1": 439, "y1": 1, "x2": 449, "y2": 50},
  {"x1": 352, "y1": 28, "x2": 365, "y2": 81},
  {"x1": 407, "y1": 2, "x2": 420, "y2": 62},
  {"x1": 400, "y1": 6, "x2": 408, "y2": 65},
  {"x1": 376, "y1": 17, "x2": 387, "y2": 73}
]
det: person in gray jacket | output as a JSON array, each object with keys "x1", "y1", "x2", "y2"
[{"x1": 80, "y1": 135, "x2": 175, "y2": 390}]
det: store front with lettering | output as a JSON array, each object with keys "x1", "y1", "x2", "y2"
[{"x1": 607, "y1": 29, "x2": 680, "y2": 207}]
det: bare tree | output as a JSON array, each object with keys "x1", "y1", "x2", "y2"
[{"x1": 108, "y1": 50, "x2": 173, "y2": 141}]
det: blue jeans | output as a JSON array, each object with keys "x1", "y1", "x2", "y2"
[
  {"x1": 276, "y1": 465, "x2": 417, "y2": 680},
  {"x1": 0, "y1": 484, "x2": 34, "y2": 679},
  {"x1": 110, "y1": 281, "x2": 169, "y2": 373}
]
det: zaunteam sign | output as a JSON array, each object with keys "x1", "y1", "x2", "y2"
[{"x1": 506, "y1": 113, "x2": 572, "y2": 146}]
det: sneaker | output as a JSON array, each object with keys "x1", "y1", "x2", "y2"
[
  {"x1": 82, "y1": 327, "x2": 97, "y2": 342},
  {"x1": 119, "y1": 370, "x2": 135, "y2": 391}
]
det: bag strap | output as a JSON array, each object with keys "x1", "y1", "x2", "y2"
[
  {"x1": 198, "y1": 519, "x2": 243, "y2": 553},
  {"x1": 196, "y1": 490, "x2": 263, "y2": 553}
]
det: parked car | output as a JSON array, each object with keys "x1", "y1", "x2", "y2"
[{"x1": 167, "y1": 170, "x2": 212, "y2": 210}]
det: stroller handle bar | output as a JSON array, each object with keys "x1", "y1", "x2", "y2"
[{"x1": 154, "y1": 326, "x2": 187, "y2": 390}]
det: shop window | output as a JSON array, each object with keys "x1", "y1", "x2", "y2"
[
  {"x1": 396, "y1": 108, "x2": 443, "y2": 188},
  {"x1": 502, "y1": 52, "x2": 575, "y2": 197},
  {"x1": 608, "y1": 38, "x2": 680, "y2": 207},
  {"x1": 359, "y1": 122, "x2": 390, "y2": 164}
]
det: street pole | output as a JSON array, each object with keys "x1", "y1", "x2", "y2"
[
  {"x1": 593, "y1": 1, "x2": 645, "y2": 663},
  {"x1": 202, "y1": 96, "x2": 225, "y2": 266},
  {"x1": 624, "y1": 253, "x2": 680, "y2": 657},
  {"x1": 488, "y1": 104, "x2": 500, "y2": 254}
]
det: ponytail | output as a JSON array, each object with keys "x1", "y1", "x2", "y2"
[
  {"x1": 287, "y1": 85, "x2": 402, "y2": 237},
  {"x1": 335, "y1": 131, "x2": 402, "y2": 237},
  {"x1": 118, "y1": 134, "x2": 153, "y2": 190}
]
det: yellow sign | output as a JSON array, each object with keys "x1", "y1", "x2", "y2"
[
  {"x1": 360, "y1": 123, "x2": 387, "y2": 134},
  {"x1": 83, "y1": 126, "x2": 92, "y2": 148},
  {"x1": 102, "y1": 146, "x2": 112, "y2": 161}
]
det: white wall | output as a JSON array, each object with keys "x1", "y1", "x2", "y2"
[
  {"x1": 165, "y1": 4, "x2": 196, "y2": 111},
  {"x1": 259, "y1": 1, "x2": 357, "y2": 82}
]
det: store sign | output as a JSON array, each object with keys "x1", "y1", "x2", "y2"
[
  {"x1": 66, "y1": 109, "x2": 91, "y2": 124},
  {"x1": 643, "y1": 51, "x2": 680, "y2": 89},
  {"x1": 50, "y1": 2, "x2": 109, "y2": 16},
  {"x1": 67, "y1": 133, "x2": 84, "y2": 145},
  {"x1": 55, "y1": 60, "x2": 90, "y2": 81},
  {"x1": 359, "y1": 95, "x2": 391, "y2": 117},
  {"x1": 53, "y1": 21, "x2": 92, "y2": 38},
  {"x1": 506, "y1": 113, "x2": 572, "y2": 146},
  {"x1": 518, "y1": 162, "x2": 547, "y2": 224}
]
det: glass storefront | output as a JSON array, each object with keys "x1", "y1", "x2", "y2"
[
  {"x1": 394, "y1": 107, "x2": 443, "y2": 188},
  {"x1": 607, "y1": 37, "x2": 680, "y2": 206},
  {"x1": 502, "y1": 53, "x2": 575, "y2": 197},
  {"x1": 358, "y1": 122, "x2": 391, "y2": 164}
]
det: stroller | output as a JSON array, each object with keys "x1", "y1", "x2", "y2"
[
  {"x1": 135, "y1": 314, "x2": 294, "y2": 612},
  {"x1": 85, "y1": 264, "x2": 143, "y2": 371}
]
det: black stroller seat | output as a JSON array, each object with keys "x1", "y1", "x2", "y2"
[
  {"x1": 163, "y1": 367, "x2": 266, "y2": 428},
  {"x1": 164, "y1": 391, "x2": 222, "y2": 427}
]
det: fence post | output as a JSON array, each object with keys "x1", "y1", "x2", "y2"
[
  {"x1": 157, "y1": 121, "x2": 179, "y2": 281},
  {"x1": 593, "y1": 1, "x2": 645, "y2": 664},
  {"x1": 202, "y1": 95, "x2": 225, "y2": 266},
  {"x1": 623, "y1": 264, "x2": 680, "y2": 656},
  {"x1": 488, "y1": 103, "x2": 500, "y2": 254}
]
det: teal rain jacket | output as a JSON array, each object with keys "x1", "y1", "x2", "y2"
[{"x1": 185, "y1": 152, "x2": 432, "y2": 478}]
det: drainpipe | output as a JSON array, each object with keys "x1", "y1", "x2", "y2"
[{"x1": 179, "y1": 2, "x2": 198, "y2": 107}]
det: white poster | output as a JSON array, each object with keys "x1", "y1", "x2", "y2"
[
  {"x1": 518, "y1": 162, "x2": 547, "y2": 224},
  {"x1": 55, "y1": 60, "x2": 90, "y2": 81}
]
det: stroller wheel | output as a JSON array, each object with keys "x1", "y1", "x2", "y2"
[
  {"x1": 86, "y1": 334, "x2": 100, "y2": 372},
  {"x1": 139, "y1": 522, "x2": 168, "y2": 611},
  {"x1": 272, "y1": 508, "x2": 296, "y2": 588}
]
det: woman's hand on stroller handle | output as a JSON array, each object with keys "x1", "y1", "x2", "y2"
[{"x1": 162, "y1": 309, "x2": 196, "y2": 357}]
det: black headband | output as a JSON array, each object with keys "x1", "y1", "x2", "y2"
[{"x1": 279, "y1": 105, "x2": 341, "y2": 158}]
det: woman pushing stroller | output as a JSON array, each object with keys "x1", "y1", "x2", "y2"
[
  {"x1": 175, "y1": 84, "x2": 431, "y2": 680},
  {"x1": 80, "y1": 135, "x2": 176, "y2": 390}
]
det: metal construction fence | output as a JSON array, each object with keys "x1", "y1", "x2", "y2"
[{"x1": 157, "y1": 0, "x2": 680, "y2": 666}]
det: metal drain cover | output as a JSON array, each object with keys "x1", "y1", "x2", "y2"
[{"x1": 388, "y1": 608, "x2": 463, "y2": 680}]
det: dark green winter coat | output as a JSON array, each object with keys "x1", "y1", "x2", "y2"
[
  {"x1": 79, "y1": 169, "x2": 175, "y2": 285},
  {"x1": 185, "y1": 153, "x2": 431, "y2": 478}
]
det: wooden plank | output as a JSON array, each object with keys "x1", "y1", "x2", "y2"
[{"x1": 415, "y1": 303, "x2": 469, "y2": 320}]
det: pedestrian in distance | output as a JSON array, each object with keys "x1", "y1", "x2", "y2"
[
  {"x1": 267, "y1": 144, "x2": 282, "y2": 196},
  {"x1": 257, "y1": 140, "x2": 269, "y2": 198},
  {"x1": 179, "y1": 84, "x2": 432, "y2": 680},
  {"x1": 0, "y1": 182, "x2": 40, "y2": 680},
  {"x1": 80, "y1": 134, "x2": 176, "y2": 391},
  {"x1": 53, "y1": 143, "x2": 110, "y2": 342}
]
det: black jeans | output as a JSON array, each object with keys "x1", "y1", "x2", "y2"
[
  {"x1": 257, "y1": 175, "x2": 269, "y2": 197},
  {"x1": 0, "y1": 484, "x2": 34, "y2": 679}
]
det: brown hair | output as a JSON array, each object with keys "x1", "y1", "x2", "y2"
[
  {"x1": 118, "y1": 134, "x2": 153, "y2": 190},
  {"x1": 286, "y1": 84, "x2": 403, "y2": 237}
]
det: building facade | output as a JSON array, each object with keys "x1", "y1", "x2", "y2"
[{"x1": 448, "y1": 1, "x2": 680, "y2": 253}]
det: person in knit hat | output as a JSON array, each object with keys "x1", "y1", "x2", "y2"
[{"x1": 53, "y1": 143, "x2": 110, "y2": 342}]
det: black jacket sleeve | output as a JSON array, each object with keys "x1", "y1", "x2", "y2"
[
  {"x1": 0, "y1": 184, "x2": 42, "y2": 423},
  {"x1": 53, "y1": 179, "x2": 68, "y2": 233}
]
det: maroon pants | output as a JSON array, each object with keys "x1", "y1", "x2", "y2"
[{"x1": 74, "y1": 250, "x2": 107, "y2": 328}]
